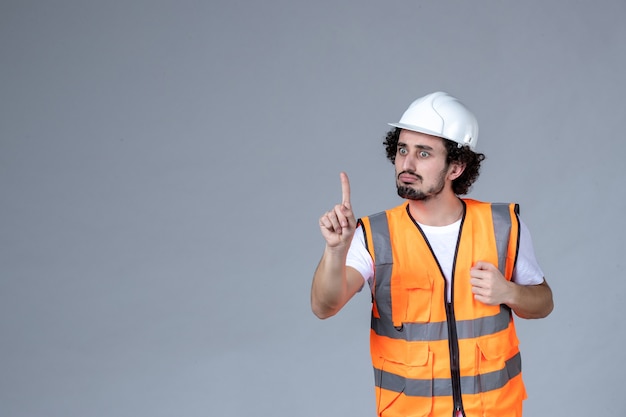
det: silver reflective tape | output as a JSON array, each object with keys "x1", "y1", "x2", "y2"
[
  {"x1": 490, "y1": 203, "x2": 512, "y2": 276},
  {"x1": 372, "y1": 305, "x2": 510, "y2": 341},
  {"x1": 369, "y1": 211, "x2": 393, "y2": 319},
  {"x1": 374, "y1": 352, "x2": 522, "y2": 396},
  {"x1": 369, "y1": 211, "x2": 392, "y2": 264}
]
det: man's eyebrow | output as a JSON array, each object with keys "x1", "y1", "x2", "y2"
[{"x1": 398, "y1": 141, "x2": 434, "y2": 151}]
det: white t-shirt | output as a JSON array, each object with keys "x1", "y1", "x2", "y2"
[{"x1": 346, "y1": 217, "x2": 544, "y2": 301}]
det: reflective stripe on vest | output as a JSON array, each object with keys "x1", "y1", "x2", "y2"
[
  {"x1": 372, "y1": 304, "x2": 511, "y2": 341},
  {"x1": 491, "y1": 203, "x2": 519, "y2": 277},
  {"x1": 374, "y1": 351, "x2": 522, "y2": 397}
]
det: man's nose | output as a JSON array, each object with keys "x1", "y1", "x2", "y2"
[{"x1": 402, "y1": 153, "x2": 417, "y2": 171}]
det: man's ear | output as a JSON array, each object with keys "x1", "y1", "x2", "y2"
[{"x1": 447, "y1": 162, "x2": 466, "y2": 181}]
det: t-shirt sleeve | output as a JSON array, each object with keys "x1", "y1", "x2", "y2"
[
  {"x1": 511, "y1": 219, "x2": 545, "y2": 285},
  {"x1": 346, "y1": 225, "x2": 374, "y2": 283}
]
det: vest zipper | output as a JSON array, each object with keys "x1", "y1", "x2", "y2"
[
  {"x1": 446, "y1": 301, "x2": 465, "y2": 417},
  {"x1": 447, "y1": 204, "x2": 467, "y2": 417},
  {"x1": 408, "y1": 202, "x2": 467, "y2": 417}
]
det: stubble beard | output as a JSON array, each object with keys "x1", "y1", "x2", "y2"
[{"x1": 396, "y1": 168, "x2": 448, "y2": 201}]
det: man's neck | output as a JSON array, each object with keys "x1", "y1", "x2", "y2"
[{"x1": 406, "y1": 194, "x2": 464, "y2": 227}]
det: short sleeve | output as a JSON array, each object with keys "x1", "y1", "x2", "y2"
[
  {"x1": 511, "y1": 219, "x2": 545, "y2": 285},
  {"x1": 346, "y1": 225, "x2": 374, "y2": 283}
]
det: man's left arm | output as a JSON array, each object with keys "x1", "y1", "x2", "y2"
[{"x1": 470, "y1": 261, "x2": 554, "y2": 319}]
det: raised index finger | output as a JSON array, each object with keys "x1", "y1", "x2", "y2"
[{"x1": 340, "y1": 172, "x2": 351, "y2": 208}]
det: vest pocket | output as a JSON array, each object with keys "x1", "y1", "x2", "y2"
[
  {"x1": 403, "y1": 278, "x2": 433, "y2": 323},
  {"x1": 476, "y1": 335, "x2": 523, "y2": 416},
  {"x1": 477, "y1": 334, "x2": 508, "y2": 377},
  {"x1": 375, "y1": 345, "x2": 434, "y2": 417}
]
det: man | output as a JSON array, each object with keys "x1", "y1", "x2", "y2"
[{"x1": 311, "y1": 92, "x2": 553, "y2": 417}]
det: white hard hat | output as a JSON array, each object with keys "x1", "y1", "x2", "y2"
[{"x1": 388, "y1": 91, "x2": 479, "y2": 150}]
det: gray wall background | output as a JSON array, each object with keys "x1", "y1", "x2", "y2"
[{"x1": 1, "y1": 1, "x2": 624, "y2": 416}]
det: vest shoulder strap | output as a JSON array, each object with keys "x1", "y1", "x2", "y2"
[{"x1": 490, "y1": 202, "x2": 521, "y2": 279}]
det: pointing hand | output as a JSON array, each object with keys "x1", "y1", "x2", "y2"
[{"x1": 319, "y1": 172, "x2": 357, "y2": 249}]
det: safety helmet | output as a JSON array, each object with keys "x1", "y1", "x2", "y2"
[{"x1": 388, "y1": 91, "x2": 479, "y2": 150}]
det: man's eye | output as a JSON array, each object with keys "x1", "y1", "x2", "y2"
[
  {"x1": 398, "y1": 148, "x2": 407, "y2": 155},
  {"x1": 420, "y1": 151, "x2": 429, "y2": 158}
]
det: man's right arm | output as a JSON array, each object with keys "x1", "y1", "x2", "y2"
[
  {"x1": 310, "y1": 172, "x2": 362, "y2": 319},
  {"x1": 311, "y1": 247, "x2": 364, "y2": 319}
]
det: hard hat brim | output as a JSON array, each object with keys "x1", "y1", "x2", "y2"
[{"x1": 387, "y1": 122, "x2": 451, "y2": 142}]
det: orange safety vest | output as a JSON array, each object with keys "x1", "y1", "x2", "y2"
[{"x1": 359, "y1": 199, "x2": 526, "y2": 417}]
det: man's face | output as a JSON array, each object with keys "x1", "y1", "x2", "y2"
[{"x1": 394, "y1": 129, "x2": 451, "y2": 201}]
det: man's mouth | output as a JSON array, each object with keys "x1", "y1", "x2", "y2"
[{"x1": 398, "y1": 172, "x2": 421, "y2": 183}]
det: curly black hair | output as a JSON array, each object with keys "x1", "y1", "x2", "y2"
[{"x1": 383, "y1": 127, "x2": 485, "y2": 195}]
